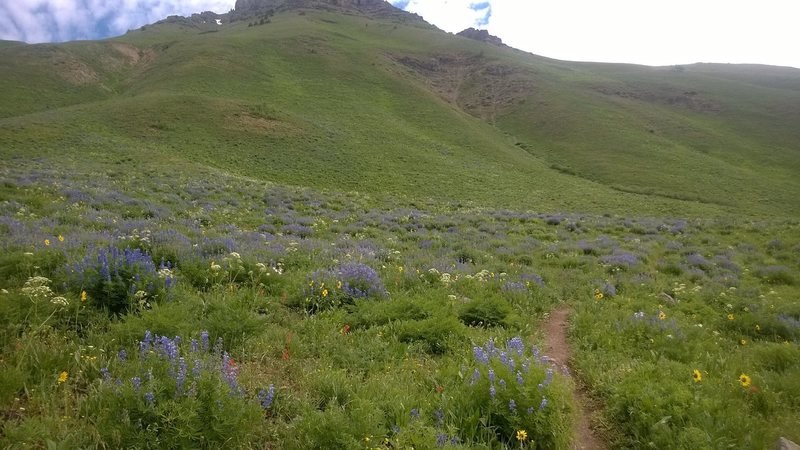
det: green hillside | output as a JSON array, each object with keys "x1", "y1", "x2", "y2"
[
  {"x1": 2, "y1": 4, "x2": 800, "y2": 448},
  {"x1": 1, "y1": 3, "x2": 798, "y2": 217}
]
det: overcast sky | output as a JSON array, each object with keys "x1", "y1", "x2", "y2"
[{"x1": 1, "y1": 0, "x2": 798, "y2": 69}]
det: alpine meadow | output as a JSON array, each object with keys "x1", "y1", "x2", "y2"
[{"x1": 1, "y1": 1, "x2": 799, "y2": 448}]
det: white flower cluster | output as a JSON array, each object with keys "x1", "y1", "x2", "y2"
[
  {"x1": 21, "y1": 276, "x2": 54, "y2": 300},
  {"x1": 50, "y1": 296, "x2": 69, "y2": 307},
  {"x1": 118, "y1": 228, "x2": 151, "y2": 243}
]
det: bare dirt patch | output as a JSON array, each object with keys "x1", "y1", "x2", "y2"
[
  {"x1": 389, "y1": 52, "x2": 535, "y2": 122},
  {"x1": 543, "y1": 306, "x2": 606, "y2": 450}
]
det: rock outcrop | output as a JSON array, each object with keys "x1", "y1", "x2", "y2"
[{"x1": 456, "y1": 28, "x2": 503, "y2": 46}]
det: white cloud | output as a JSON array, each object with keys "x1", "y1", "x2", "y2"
[
  {"x1": 2, "y1": 0, "x2": 798, "y2": 68},
  {"x1": 395, "y1": 0, "x2": 800, "y2": 68},
  {"x1": 393, "y1": 0, "x2": 491, "y2": 32},
  {"x1": 0, "y1": 0, "x2": 235, "y2": 43}
]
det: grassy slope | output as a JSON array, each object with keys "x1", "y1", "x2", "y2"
[{"x1": 1, "y1": 9, "x2": 798, "y2": 217}]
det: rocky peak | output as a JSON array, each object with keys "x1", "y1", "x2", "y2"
[
  {"x1": 456, "y1": 28, "x2": 504, "y2": 46},
  {"x1": 230, "y1": 0, "x2": 428, "y2": 24},
  {"x1": 234, "y1": 0, "x2": 403, "y2": 16}
]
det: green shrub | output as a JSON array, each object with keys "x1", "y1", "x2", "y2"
[{"x1": 458, "y1": 297, "x2": 511, "y2": 327}]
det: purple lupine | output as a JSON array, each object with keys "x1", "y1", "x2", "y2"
[
  {"x1": 516, "y1": 371, "x2": 524, "y2": 385},
  {"x1": 131, "y1": 377, "x2": 141, "y2": 391},
  {"x1": 337, "y1": 263, "x2": 387, "y2": 299},
  {"x1": 499, "y1": 379, "x2": 506, "y2": 389},
  {"x1": 410, "y1": 408, "x2": 420, "y2": 420},
  {"x1": 470, "y1": 368, "x2": 480, "y2": 385},
  {"x1": 527, "y1": 406, "x2": 534, "y2": 414},
  {"x1": 158, "y1": 336, "x2": 178, "y2": 362},
  {"x1": 100, "y1": 367, "x2": 111, "y2": 382},
  {"x1": 434, "y1": 409, "x2": 444, "y2": 426},
  {"x1": 499, "y1": 351, "x2": 508, "y2": 366},
  {"x1": 175, "y1": 357, "x2": 187, "y2": 395},
  {"x1": 488, "y1": 369, "x2": 495, "y2": 383},
  {"x1": 473, "y1": 346, "x2": 489, "y2": 365},
  {"x1": 600, "y1": 252, "x2": 640, "y2": 267},
  {"x1": 258, "y1": 384, "x2": 276, "y2": 409},
  {"x1": 221, "y1": 352, "x2": 238, "y2": 393},
  {"x1": 544, "y1": 368, "x2": 554, "y2": 386},
  {"x1": 520, "y1": 273, "x2": 544, "y2": 287},
  {"x1": 191, "y1": 339, "x2": 198, "y2": 353},
  {"x1": 200, "y1": 331, "x2": 209, "y2": 351},
  {"x1": 140, "y1": 330, "x2": 153, "y2": 354},
  {"x1": 486, "y1": 338, "x2": 496, "y2": 356},
  {"x1": 522, "y1": 359, "x2": 531, "y2": 373},
  {"x1": 489, "y1": 384, "x2": 496, "y2": 399},
  {"x1": 539, "y1": 397, "x2": 548, "y2": 410},
  {"x1": 507, "y1": 337, "x2": 525, "y2": 357},
  {"x1": 436, "y1": 433, "x2": 448, "y2": 447},
  {"x1": 144, "y1": 391, "x2": 155, "y2": 403},
  {"x1": 193, "y1": 359, "x2": 202, "y2": 377},
  {"x1": 118, "y1": 349, "x2": 127, "y2": 361}
]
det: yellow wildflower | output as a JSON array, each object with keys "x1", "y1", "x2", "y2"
[
  {"x1": 755, "y1": 324, "x2": 761, "y2": 332},
  {"x1": 44, "y1": 239, "x2": 50, "y2": 246},
  {"x1": 658, "y1": 311, "x2": 667, "y2": 321},
  {"x1": 594, "y1": 289, "x2": 603, "y2": 300},
  {"x1": 322, "y1": 289, "x2": 328, "y2": 297},
  {"x1": 57, "y1": 371, "x2": 68, "y2": 384},
  {"x1": 516, "y1": 429, "x2": 528, "y2": 441},
  {"x1": 692, "y1": 369, "x2": 702, "y2": 383},
  {"x1": 727, "y1": 314, "x2": 734, "y2": 321},
  {"x1": 740, "y1": 339, "x2": 747, "y2": 346},
  {"x1": 58, "y1": 235, "x2": 65, "y2": 242},
  {"x1": 739, "y1": 373, "x2": 751, "y2": 388},
  {"x1": 80, "y1": 291, "x2": 87, "y2": 302}
]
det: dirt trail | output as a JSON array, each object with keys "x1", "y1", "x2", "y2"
[{"x1": 543, "y1": 306, "x2": 606, "y2": 450}]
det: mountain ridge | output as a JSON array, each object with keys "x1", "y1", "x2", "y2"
[{"x1": 1, "y1": 6, "x2": 798, "y2": 217}]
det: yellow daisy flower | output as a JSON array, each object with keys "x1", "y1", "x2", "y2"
[
  {"x1": 727, "y1": 314, "x2": 734, "y2": 321},
  {"x1": 516, "y1": 429, "x2": 528, "y2": 441},
  {"x1": 57, "y1": 371, "x2": 68, "y2": 384},
  {"x1": 692, "y1": 369, "x2": 702, "y2": 383},
  {"x1": 58, "y1": 235, "x2": 65, "y2": 242},
  {"x1": 658, "y1": 311, "x2": 667, "y2": 321},
  {"x1": 44, "y1": 239, "x2": 50, "y2": 246},
  {"x1": 739, "y1": 373, "x2": 751, "y2": 388}
]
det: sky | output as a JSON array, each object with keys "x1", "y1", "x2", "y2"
[{"x1": 1, "y1": 0, "x2": 798, "y2": 69}]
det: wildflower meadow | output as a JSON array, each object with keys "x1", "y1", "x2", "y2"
[{"x1": 1, "y1": 159, "x2": 798, "y2": 449}]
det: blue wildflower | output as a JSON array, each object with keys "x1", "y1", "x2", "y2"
[
  {"x1": 470, "y1": 368, "x2": 480, "y2": 385},
  {"x1": 258, "y1": 384, "x2": 276, "y2": 409}
]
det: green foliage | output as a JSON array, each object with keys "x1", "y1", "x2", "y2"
[
  {"x1": 1, "y1": 18, "x2": 800, "y2": 444},
  {"x1": 458, "y1": 297, "x2": 512, "y2": 327},
  {"x1": 395, "y1": 317, "x2": 465, "y2": 354}
]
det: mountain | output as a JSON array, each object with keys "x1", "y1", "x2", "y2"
[{"x1": 1, "y1": 2, "x2": 799, "y2": 217}]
